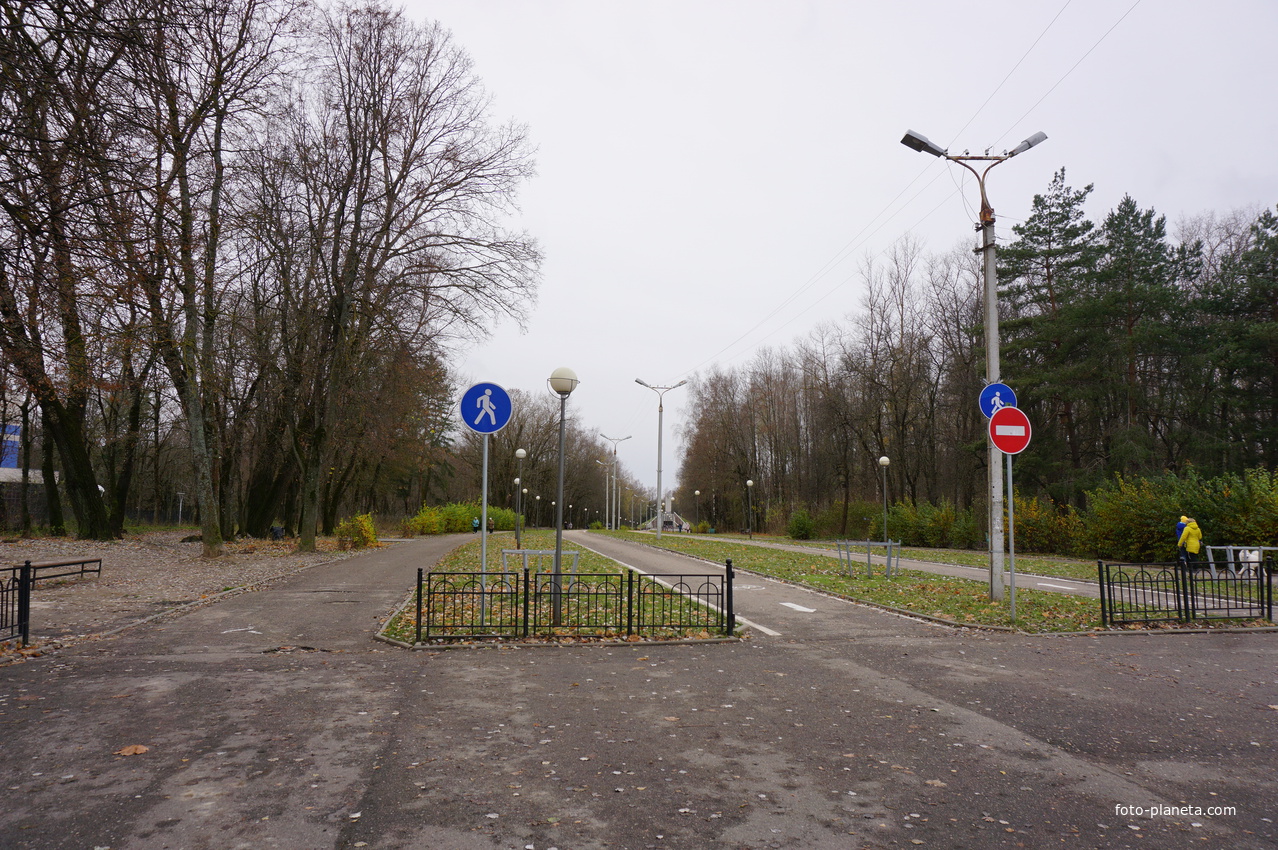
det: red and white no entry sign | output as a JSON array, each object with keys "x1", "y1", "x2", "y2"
[{"x1": 989, "y1": 406, "x2": 1032, "y2": 454}]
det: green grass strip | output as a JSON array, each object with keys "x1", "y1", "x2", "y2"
[
  {"x1": 603, "y1": 530, "x2": 1100, "y2": 632},
  {"x1": 382, "y1": 531, "x2": 728, "y2": 643}
]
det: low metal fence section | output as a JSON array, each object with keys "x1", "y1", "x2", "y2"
[
  {"x1": 1203, "y1": 545, "x2": 1278, "y2": 579},
  {"x1": 1098, "y1": 559, "x2": 1273, "y2": 627},
  {"x1": 412, "y1": 560, "x2": 735, "y2": 643},
  {"x1": 1, "y1": 558, "x2": 103, "y2": 643},
  {"x1": 500, "y1": 549, "x2": 579, "y2": 576},
  {"x1": 835, "y1": 540, "x2": 900, "y2": 577}
]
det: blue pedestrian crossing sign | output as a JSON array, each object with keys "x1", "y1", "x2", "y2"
[
  {"x1": 461, "y1": 382, "x2": 513, "y2": 434},
  {"x1": 979, "y1": 383, "x2": 1017, "y2": 419}
]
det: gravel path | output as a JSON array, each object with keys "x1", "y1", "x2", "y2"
[{"x1": 1, "y1": 531, "x2": 365, "y2": 661}]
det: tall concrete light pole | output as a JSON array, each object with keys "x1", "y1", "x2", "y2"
[
  {"x1": 601, "y1": 434, "x2": 631, "y2": 529},
  {"x1": 900, "y1": 128, "x2": 1047, "y2": 600},
  {"x1": 636, "y1": 379, "x2": 686, "y2": 539}
]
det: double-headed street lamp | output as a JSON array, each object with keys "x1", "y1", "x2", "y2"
[
  {"x1": 636, "y1": 378, "x2": 686, "y2": 539},
  {"x1": 900, "y1": 128, "x2": 1047, "y2": 602},
  {"x1": 595, "y1": 459, "x2": 610, "y2": 528},
  {"x1": 601, "y1": 433, "x2": 631, "y2": 530}
]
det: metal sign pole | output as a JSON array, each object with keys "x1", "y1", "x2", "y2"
[
  {"x1": 1007, "y1": 451, "x2": 1016, "y2": 621},
  {"x1": 480, "y1": 433, "x2": 489, "y2": 622}
]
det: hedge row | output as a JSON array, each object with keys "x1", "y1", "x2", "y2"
[
  {"x1": 796, "y1": 468, "x2": 1278, "y2": 562},
  {"x1": 403, "y1": 502, "x2": 520, "y2": 536}
]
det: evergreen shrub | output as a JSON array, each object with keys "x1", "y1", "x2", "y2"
[{"x1": 787, "y1": 508, "x2": 815, "y2": 540}]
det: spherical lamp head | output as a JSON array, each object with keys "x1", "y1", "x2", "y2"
[{"x1": 548, "y1": 367, "x2": 579, "y2": 396}]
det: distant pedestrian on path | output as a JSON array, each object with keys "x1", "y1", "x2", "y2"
[
  {"x1": 1178, "y1": 517, "x2": 1203, "y2": 564},
  {"x1": 472, "y1": 517, "x2": 480, "y2": 534},
  {"x1": 1176, "y1": 515, "x2": 1189, "y2": 562},
  {"x1": 487, "y1": 517, "x2": 495, "y2": 534}
]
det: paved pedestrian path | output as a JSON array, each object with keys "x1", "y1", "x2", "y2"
[{"x1": 0, "y1": 533, "x2": 1273, "y2": 850}]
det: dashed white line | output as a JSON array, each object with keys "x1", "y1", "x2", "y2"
[
  {"x1": 780, "y1": 602, "x2": 817, "y2": 613},
  {"x1": 1036, "y1": 582, "x2": 1078, "y2": 590}
]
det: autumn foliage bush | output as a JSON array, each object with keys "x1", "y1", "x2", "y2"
[
  {"x1": 404, "y1": 502, "x2": 520, "y2": 535},
  {"x1": 1085, "y1": 468, "x2": 1278, "y2": 561},
  {"x1": 1009, "y1": 494, "x2": 1084, "y2": 555},
  {"x1": 845, "y1": 468, "x2": 1278, "y2": 561},
  {"x1": 335, "y1": 513, "x2": 378, "y2": 549}
]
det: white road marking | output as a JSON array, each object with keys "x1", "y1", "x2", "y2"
[
  {"x1": 571, "y1": 536, "x2": 786, "y2": 635},
  {"x1": 738, "y1": 616, "x2": 782, "y2": 637},
  {"x1": 1036, "y1": 582, "x2": 1077, "y2": 590},
  {"x1": 780, "y1": 602, "x2": 816, "y2": 613}
]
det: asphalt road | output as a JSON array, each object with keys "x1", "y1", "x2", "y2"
[{"x1": 1, "y1": 532, "x2": 1274, "y2": 850}]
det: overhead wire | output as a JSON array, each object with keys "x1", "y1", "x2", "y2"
[
  {"x1": 679, "y1": 0, "x2": 1138, "y2": 381},
  {"x1": 995, "y1": 0, "x2": 1143, "y2": 145}
]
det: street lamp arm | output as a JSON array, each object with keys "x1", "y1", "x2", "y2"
[
  {"x1": 638, "y1": 378, "x2": 688, "y2": 540},
  {"x1": 902, "y1": 129, "x2": 1047, "y2": 224},
  {"x1": 898, "y1": 126, "x2": 1046, "y2": 604}
]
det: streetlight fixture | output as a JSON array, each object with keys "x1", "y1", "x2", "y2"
[
  {"x1": 601, "y1": 434, "x2": 631, "y2": 529},
  {"x1": 548, "y1": 367, "x2": 579, "y2": 625},
  {"x1": 878, "y1": 456, "x2": 890, "y2": 542},
  {"x1": 514, "y1": 448, "x2": 526, "y2": 548},
  {"x1": 745, "y1": 479, "x2": 755, "y2": 540},
  {"x1": 900, "y1": 127, "x2": 1047, "y2": 601},
  {"x1": 636, "y1": 378, "x2": 687, "y2": 539},
  {"x1": 694, "y1": 489, "x2": 700, "y2": 530},
  {"x1": 595, "y1": 459, "x2": 610, "y2": 529}
]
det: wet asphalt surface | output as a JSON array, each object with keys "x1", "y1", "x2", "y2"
[{"x1": 1, "y1": 532, "x2": 1275, "y2": 850}]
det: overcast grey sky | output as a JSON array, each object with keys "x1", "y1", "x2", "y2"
[{"x1": 400, "y1": 0, "x2": 1278, "y2": 493}]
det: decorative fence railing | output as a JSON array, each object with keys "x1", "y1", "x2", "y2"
[
  {"x1": 1097, "y1": 559, "x2": 1273, "y2": 627},
  {"x1": 412, "y1": 560, "x2": 735, "y2": 643},
  {"x1": 1, "y1": 558, "x2": 103, "y2": 643}
]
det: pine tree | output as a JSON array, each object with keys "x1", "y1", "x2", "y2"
[{"x1": 998, "y1": 169, "x2": 1102, "y2": 504}]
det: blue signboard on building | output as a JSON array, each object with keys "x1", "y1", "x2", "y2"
[{"x1": 0, "y1": 425, "x2": 19, "y2": 469}]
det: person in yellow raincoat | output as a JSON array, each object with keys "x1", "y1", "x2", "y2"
[{"x1": 1178, "y1": 517, "x2": 1203, "y2": 563}]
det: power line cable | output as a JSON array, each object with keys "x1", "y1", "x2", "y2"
[
  {"x1": 679, "y1": 3, "x2": 1084, "y2": 379},
  {"x1": 669, "y1": 0, "x2": 1145, "y2": 405}
]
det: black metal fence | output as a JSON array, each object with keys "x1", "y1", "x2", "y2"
[
  {"x1": 1, "y1": 558, "x2": 102, "y2": 643},
  {"x1": 412, "y1": 560, "x2": 735, "y2": 642},
  {"x1": 1098, "y1": 559, "x2": 1273, "y2": 627}
]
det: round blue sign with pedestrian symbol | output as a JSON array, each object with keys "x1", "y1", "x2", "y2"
[
  {"x1": 978, "y1": 383, "x2": 1017, "y2": 419},
  {"x1": 461, "y1": 382, "x2": 513, "y2": 434}
]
